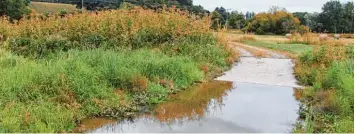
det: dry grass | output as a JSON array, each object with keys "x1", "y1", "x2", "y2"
[
  {"x1": 234, "y1": 44, "x2": 271, "y2": 58},
  {"x1": 228, "y1": 32, "x2": 354, "y2": 46},
  {"x1": 229, "y1": 34, "x2": 257, "y2": 42},
  {"x1": 215, "y1": 29, "x2": 241, "y2": 64},
  {"x1": 131, "y1": 76, "x2": 149, "y2": 91},
  {"x1": 28, "y1": 2, "x2": 77, "y2": 13}
]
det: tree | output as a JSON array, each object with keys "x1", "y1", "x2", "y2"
[
  {"x1": 177, "y1": 0, "x2": 192, "y2": 6},
  {"x1": 293, "y1": 12, "x2": 307, "y2": 26},
  {"x1": 211, "y1": 11, "x2": 223, "y2": 30},
  {"x1": 340, "y1": 1, "x2": 354, "y2": 33},
  {"x1": 268, "y1": 5, "x2": 286, "y2": 14},
  {"x1": 319, "y1": 1, "x2": 342, "y2": 33},
  {"x1": 214, "y1": 7, "x2": 229, "y2": 26},
  {"x1": 245, "y1": 11, "x2": 255, "y2": 20},
  {"x1": 245, "y1": 10, "x2": 301, "y2": 35},
  {"x1": 228, "y1": 11, "x2": 246, "y2": 29},
  {"x1": 0, "y1": 0, "x2": 30, "y2": 21},
  {"x1": 304, "y1": 12, "x2": 323, "y2": 32},
  {"x1": 186, "y1": 5, "x2": 209, "y2": 15}
]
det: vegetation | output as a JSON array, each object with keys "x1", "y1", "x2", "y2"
[
  {"x1": 28, "y1": 2, "x2": 77, "y2": 13},
  {"x1": 244, "y1": 10, "x2": 301, "y2": 35},
  {"x1": 294, "y1": 44, "x2": 354, "y2": 133},
  {"x1": 0, "y1": 7, "x2": 237, "y2": 132},
  {"x1": 30, "y1": 0, "x2": 209, "y2": 14},
  {"x1": 293, "y1": 1, "x2": 354, "y2": 33},
  {"x1": 0, "y1": 0, "x2": 353, "y2": 133},
  {"x1": 227, "y1": 11, "x2": 246, "y2": 29},
  {"x1": 0, "y1": 0, "x2": 31, "y2": 21},
  {"x1": 244, "y1": 41, "x2": 312, "y2": 55}
]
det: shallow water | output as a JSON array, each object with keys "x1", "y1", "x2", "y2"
[
  {"x1": 86, "y1": 56, "x2": 300, "y2": 133},
  {"x1": 216, "y1": 57, "x2": 299, "y2": 87}
]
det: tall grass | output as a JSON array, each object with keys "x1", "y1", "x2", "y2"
[
  {"x1": 229, "y1": 32, "x2": 353, "y2": 47},
  {"x1": 0, "y1": 7, "x2": 212, "y2": 58},
  {"x1": 0, "y1": 49, "x2": 206, "y2": 132},
  {"x1": 294, "y1": 44, "x2": 354, "y2": 133},
  {"x1": 0, "y1": 8, "x2": 237, "y2": 132}
]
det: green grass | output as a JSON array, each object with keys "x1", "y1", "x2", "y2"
[
  {"x1": 28, "y1": 2, "x2": 77, "y2": 13},
  {"x1": 244, "y1": 41, "x2": 313, "y2": 55},
  {"x1": 0, "y1": 32, "x2": 233, "y2": 132},
  {"x1": 0, "y1": 48, "x2": 228, "y2": 132}
]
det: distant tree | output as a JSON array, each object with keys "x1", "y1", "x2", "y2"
[
  {"x1": 319, "y1": 1, "x2": 342, "y2": 33},
  {"x1": 188, "y1": 5, "x2": 208, "y2": 15},
  {"x1": 340, "y1": 1, "x2": 354, "y2": 33},
  {"x1": 0, "y1": 0, "x2": 30, "y2": 21},
  {"x1": 304, "y1": 13, "x2": 323, "y2": 32},
  {"x1": 211, "y1": 11, "x2": 223, "y2": 30},
  {"x1": 245, "y1": 9, "x2": 301, "y2": 35},
  {"x1": 293, "y1": 12, "x2": 307, "y2": 26},
  {"x1": 245, "y1": 11, "x2": 255, "y2": 20},
  {"x1": 214, "y1": 7, "x2": 229, "y2": 26},
  {"x1": 228, "y1": 11, "x2": 245, "y2": 29},
  {"x1": 177, "y1": 0, "x2": 192, "y2": 6},
  {"x1": 268, "y1": 5, "x2": 286, "y2": 14}
]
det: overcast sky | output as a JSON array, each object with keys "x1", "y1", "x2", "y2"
[{"x1": 194, "y1": 0, "x2": 351, "y2": 13}]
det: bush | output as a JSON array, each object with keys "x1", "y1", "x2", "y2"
[{"x1": 245, "y1": 11, "x2": 301, "y2": 35}]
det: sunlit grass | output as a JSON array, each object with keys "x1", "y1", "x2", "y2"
[
  {"x1": 244, "y1": 41, "x2": 313, "y2": 55},
  {"x1": 28, "y1": 2, "x2": 77, "y2": 13}
]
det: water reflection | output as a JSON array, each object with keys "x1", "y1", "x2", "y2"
[
  {"x1": 153, "y1": 80, "x2": 233, "y2": 123},
  {"x1": 89, "y1": 81, "x2": 299, "y2": 133}
]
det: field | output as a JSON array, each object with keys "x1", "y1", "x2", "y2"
[
  {"x1": 28, "y1": 2, "x2": 77, "y2": 13},
  {"x1": 0, "y1": 8, "x2": 237, "y2": 132}
]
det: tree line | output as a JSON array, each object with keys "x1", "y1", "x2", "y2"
[
  {"x1": 1, "y1": 0, "x2": 353, "y2": 34},
  {"x1": 211, "y1": 1, "x2": 354, "y2": 34},
  {"x1": 294, "y1": 1, "x2": 353, "y2": 33}
]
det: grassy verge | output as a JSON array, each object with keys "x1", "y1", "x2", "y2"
[
  {"x1": 293, "y1": 44, "x2": 354, "y2": 133},
  {"x1": 0, "y1": 8, "x2": 237, "y2": 132}
]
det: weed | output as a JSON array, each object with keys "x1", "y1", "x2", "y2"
[{"x1": 294, "y1": 44, "x2": 354, "y2": 133}]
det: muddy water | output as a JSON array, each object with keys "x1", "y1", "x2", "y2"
[{"x1": 86, "y1": 55, "x2": 300, "y2": 133}]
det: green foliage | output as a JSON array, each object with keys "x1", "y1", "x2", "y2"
[
  {"x1": 316, "y1": 1, "x2": 354, "y2": 33},
  {"x1": 214, "y1": 7, "x2": 229, "y2": 26},
  {"x1": 228, "y1": 11, "x2": 246, "y2": 29},
  {"x1": 0, "y1": 0, "x2": 30, "y2": 21},
  {"x1": 245, "y1": 10, "x2": 301, "y2": 35},
  {"x1": 0, "y1": 48, "x2": 213, "y2": 132}
]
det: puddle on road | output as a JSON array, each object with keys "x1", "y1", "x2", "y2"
[
  {"x1": 87, "y1": 82, "x2": 299, "y2": 133},
  {"x1": 216, "y1": 57, "x2": 300, "y2": 87},
  {"x1": 84, "y1": 57, "x2": 300, "y2": 133}
]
